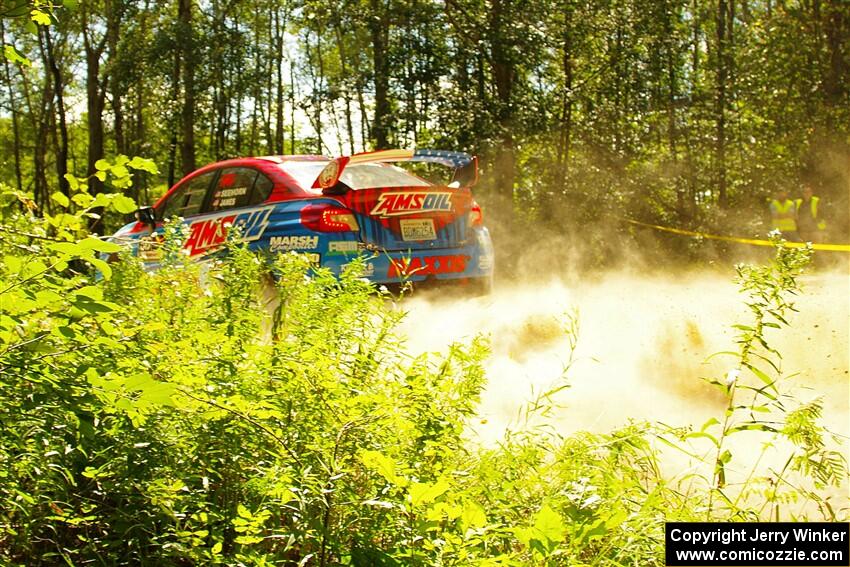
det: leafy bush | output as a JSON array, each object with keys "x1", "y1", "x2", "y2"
[{"x1": 0, "y1": 186, "x2": 845, "y2": 565}]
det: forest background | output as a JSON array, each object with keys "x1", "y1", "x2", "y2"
[{"x1": 1, "y1": 0, "x2": 849, "y2": 265}]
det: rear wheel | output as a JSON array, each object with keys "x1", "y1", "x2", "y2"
[{"x1": 469, "y1": 276, "x2": 493, "y2": 296}]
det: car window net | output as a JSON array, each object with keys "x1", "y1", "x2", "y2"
[{"x1": 160, "y1": 172, "x2": 213, "y2": 219}]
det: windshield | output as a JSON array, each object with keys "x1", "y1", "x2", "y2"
[{"x1": 278, "y1": 161, "x2": 432, "y2": 191}]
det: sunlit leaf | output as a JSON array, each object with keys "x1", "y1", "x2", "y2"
[
  {"x1": 88, "y1": 257, "x2": 112, "y2": 280},
  {"x1": 128, "y1": 156, "x2": 160, "y2": 174},
  {"x1": 3, "y1": 255, "x2": 23, "y2": 275},
  {"x1": 72, "y1": 286, "x2": 103, "y2": 301},
  {"x1": 111, "y1": 195, "x2": 138, "y2": 214},
  {"x1": 3, "y1": 44, "x2": 31, "y2": 67},
  {"x1": 30, "y1": 9, "x2": 51, "y2": 25},
  {"x1": 461, "y1": 501, "x2": 487, "y2": 529},
  {"x1": 409, "y1": 479, "x2": 449, "y2": 507},
  {"x1": 743, "y1": 362, "x2": 777, "y2": 392},
  {"x1": 78, "y1": 236, "x2": 122, "y2": 253},
  {"x1": 533, "y1": 504, "x2": 565, "y2": 544},
  {"x1": 360, "y1": 450, "x2": 407, "y2": 487},
  {"x1": 51, "y1": 191, "x2": 70, "y2": 208}
]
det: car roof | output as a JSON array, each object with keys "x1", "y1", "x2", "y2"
[
  {"x1": 156, "y1": 155, "x2": 332, "y2": 206},
  {"x1": 188, "y1": 155, "x2": 327, "y2": 173},
  {"x1": 253, "y1": 155, "x2": 328, "y2": 163}
]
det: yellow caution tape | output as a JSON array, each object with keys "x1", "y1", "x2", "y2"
[{"x1": 621, "y1": 218, "x2": 850, "y2": 252}]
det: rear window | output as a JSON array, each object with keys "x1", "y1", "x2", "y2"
[{"x1": 278, "y1": 161, "x2": 431, "y2": 191}]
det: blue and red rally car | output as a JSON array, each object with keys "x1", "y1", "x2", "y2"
[{"x1": 111, "y1": 149, "x2": 495, "y2": 291}]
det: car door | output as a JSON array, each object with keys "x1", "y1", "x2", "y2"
[{"x1": 179, "y1": 166, "x2": 276, "y2": 258}]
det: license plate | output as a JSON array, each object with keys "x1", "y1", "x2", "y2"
[{"x1": 400, "y1": 219, "x2": 436, "y2": 241}]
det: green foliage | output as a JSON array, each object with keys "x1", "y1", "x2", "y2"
[
  {"x1": 0, "y1": 205, "x2": 496, "y2": 564},
  {"x1": 0, "y1": 212, "x2": 845, "y2": 565}
]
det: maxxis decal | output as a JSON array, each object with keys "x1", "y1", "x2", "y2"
[{"x1": 387, "y1": 255, "x2": 470, "y2": 277}]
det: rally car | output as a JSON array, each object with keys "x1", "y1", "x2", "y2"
[{"x1": 110, "y1": 149, "x2": 495, "y2": 291}]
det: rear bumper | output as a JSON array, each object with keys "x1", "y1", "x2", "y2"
[{"x1": 320, "y1": 226, "x2": 494, "y2": 285}]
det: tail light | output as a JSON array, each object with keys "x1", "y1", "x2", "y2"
[
  {"x1": 470, "y1": 201, "x2": 484, "y2": 226},
  {"x1": 301, "y1": 204, "x2": 360, "y2": 232}
]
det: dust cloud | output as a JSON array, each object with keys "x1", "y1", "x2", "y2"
[{"x1": 397, "y1": 267, "x2": 849, "y2": 498}]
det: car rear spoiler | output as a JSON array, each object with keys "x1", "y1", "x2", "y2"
[{"x1": 311, "y1": 149, "x2": 478, "y2": 192}]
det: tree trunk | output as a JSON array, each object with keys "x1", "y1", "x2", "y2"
[
  {"x1": 235, "y1": 70, "x2": 243, "y2": 155},
  {"x1": 664, "y1": 0, "x2": 686, "y2": 219},
  {"x1": 356, "y1": 76, "x2": 370, "y2": 150},
  {"x1": 168, "y1": 47, "x2": 181, "y2": 188},
  {"x1": 250, "y1": 10, "x2": 261, "y2": 155},
  {"x1": 715, "y1": 0, "x2": 729, "y2": 208},
  {"x1": 108, "y1": 2, "x2": 125, "y2": 155},
  {"x1": 370, "y1": 0, "x2": 390, "y2": 149},
  {"x1": 290, "y1": 59, "x2": 297, "y2": 154},
  {"x1": 403, "y1": 7, "x2": 414, "y2": 145},
  {"x1": 613, "y1": 20, "x2": 623, "y2": 154},
  {"x1": 315, "y1": 28, "x2": 325, "y2": 154},
  {"x1": 82, "y1": 2, "x2": 113, "y2": 233},
  {"x1": 334, "y1": 23, "x2": 356, "y2": 154},
  {"x1": 31, "y1": 61, "x2": 53, "y2": 212},
  {"x1": 17, "y1": 61, "x2": 46, "y2": 207},
  {"x1": 274, "y1": 9, "x2": 285, "y2": 154},
  {"x1": 1, "y1": 20, "x2": 24, "y2": 193},
  {"x1": 264, "y1": 17, "x2": 274, "y2": 153},
  {"x1": 42, "y1": 27, "x2": 70, "y2": 198},
  {"x1": 179, "y1": 0, "x2": 196, "y2": 176},
  {"x1": 490, "y1": 0, "x2": 516, "y2": 218},
  {"x1": 85, "y1": 49, "x2": 106, "y2": 192},
  {"x1": 557, "y1": 0, "x2": 574, "y2": 176},
  {"x1": 823, "y1": 0, "x2": 848, "y2": 107},
  {"x1": 132, "y1": 0, "x2": 151, "y2": 165},
  {"x1": 692, "y1": 0, "x2": 700, "y2": 86}
]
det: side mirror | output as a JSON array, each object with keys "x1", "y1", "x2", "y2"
[{"x1": 135, "y1": 206, "x2": 157, "y2": 229}]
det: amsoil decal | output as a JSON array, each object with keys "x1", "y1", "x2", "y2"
[
  {"x1": 270, "y1": 235, "x2": 319, "y2": 251},
  {"x1": 370, "y1": 192, "x2": 452, "y2": 217},
  {"x1": 184, "y1": 208, "x2": 272, "y2": 256},
  {"x1": 387, "y1": 255, "x2": 469, "y2": 277}
]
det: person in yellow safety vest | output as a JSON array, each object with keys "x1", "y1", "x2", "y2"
[
  {"x1": 769, "y1": 188, "x2": 800, "y2": 241},
  {"x1": 795, "y1": 185, "x2": 827, "y2": 243}
]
